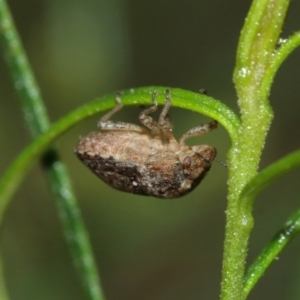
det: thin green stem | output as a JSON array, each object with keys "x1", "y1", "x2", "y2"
[
  {"x1": 0, "y1": 1, "x2": 103, "y2": 299},
  {"x1": 0, "y1": 87, "x2": 240, "y2": 215},
  {"x1": 240, "y1": 150, "x2": 300, "y2": 203},
  {"x1": 241, "y1": 150, "x2": 300, "y2": 297},
  {"x1": 221, "y1": 1, "x2": 291, "y2": 299},
  {"x1": 261, "y1": 30, "x2": 300, "y2": 97},
  {"x1": 0, "y1": 0, "x2": 48, "y2": 136},
  {"x1": 243, "y1": 208, "x2": 300, "y2": 298}
]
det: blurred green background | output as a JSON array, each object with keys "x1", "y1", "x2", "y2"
[{"x1": 1, "y1": 1, "x2": 300, "y2": 299}]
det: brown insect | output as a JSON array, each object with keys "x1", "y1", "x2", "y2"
[{"x1": 74, "y1": 90, "x2": 217, "y2": 198}]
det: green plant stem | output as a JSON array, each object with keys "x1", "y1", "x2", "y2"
[
  {"x1": 221, "y1": 1, "x2": 291, "y2": 299},
  {"x1": 261, "y1": 30, "x2": 300, "y2": 96},
  {"x1": 244, "y1": 209, "x2": 300, "y2": 297},
  {"x1": 241, "y1": 150, "x2": 300, "y2": 297},
  {"x1": 0, "y1": 87, "x2": 240, "y2": 216},
  {"x1": 0, "y1": 1, "x2": 104, "y2": 299},
  {"x1": 240, "y1": 150, "x2": 300, "y2": 202},
  {"x1": 239, "y1": 13, "x2": 300, "y2": 300}
]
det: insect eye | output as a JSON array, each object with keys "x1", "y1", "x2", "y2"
[{"x1": 183, "y1": 156, "x2": 192, "y2": 169}]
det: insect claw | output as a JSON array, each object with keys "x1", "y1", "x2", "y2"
[
  {"x1": 199, "y1": 88, "x2": 207, "y2": 94},
  {"x1": 115, "y1": 92, "x2": 122, "y2": 105},
  {"x1": 151, "y1": 92, "x2": 158, "y2": 106}
]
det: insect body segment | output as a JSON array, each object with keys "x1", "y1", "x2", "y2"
[{"x1": 75, "y1": 90, "x2": 217, "y2": 198}]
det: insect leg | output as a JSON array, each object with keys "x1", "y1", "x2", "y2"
[
  {"x1": 158, "y1": 89, "x2": 171, "y2": 126},
  {"x1": 158, "y1": 89, "x2": 174, "y2": 140},
  {"x1": 139, "y1": 92, "x2": 160, "y2": 132},
  {"x1": 179, "y1": 120, "x2": 218, "y2": 145},
  {"x1": 99, "y1": 92, "x2": 123, "y2": 122},
  {"x1": 98, "y1": 93, "x2": 146, "y2": 133}
]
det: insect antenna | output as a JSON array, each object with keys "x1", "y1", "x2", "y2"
[{"x1": 214, "y1": 157, "x2": 227, "y2": 168}]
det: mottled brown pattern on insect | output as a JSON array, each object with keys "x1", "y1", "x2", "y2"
[{"x1": 75, "y1": 90, "x2": 217, "y2": 198}]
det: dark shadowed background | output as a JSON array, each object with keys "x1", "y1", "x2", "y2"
[{"x1": 1, "y1": 1, "x2": 300, "y2": 299}]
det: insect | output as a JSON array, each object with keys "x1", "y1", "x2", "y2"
[{"x1": 74, "y1": 89, "x2": 217, "y2": 198}]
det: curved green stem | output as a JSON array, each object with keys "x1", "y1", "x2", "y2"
[
  {"x1": 0, "y1": 87, "x2": 239, "y2": 218},
  {"x1": 0, "y1": 87, "x2": 239, "y2": 299}
]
